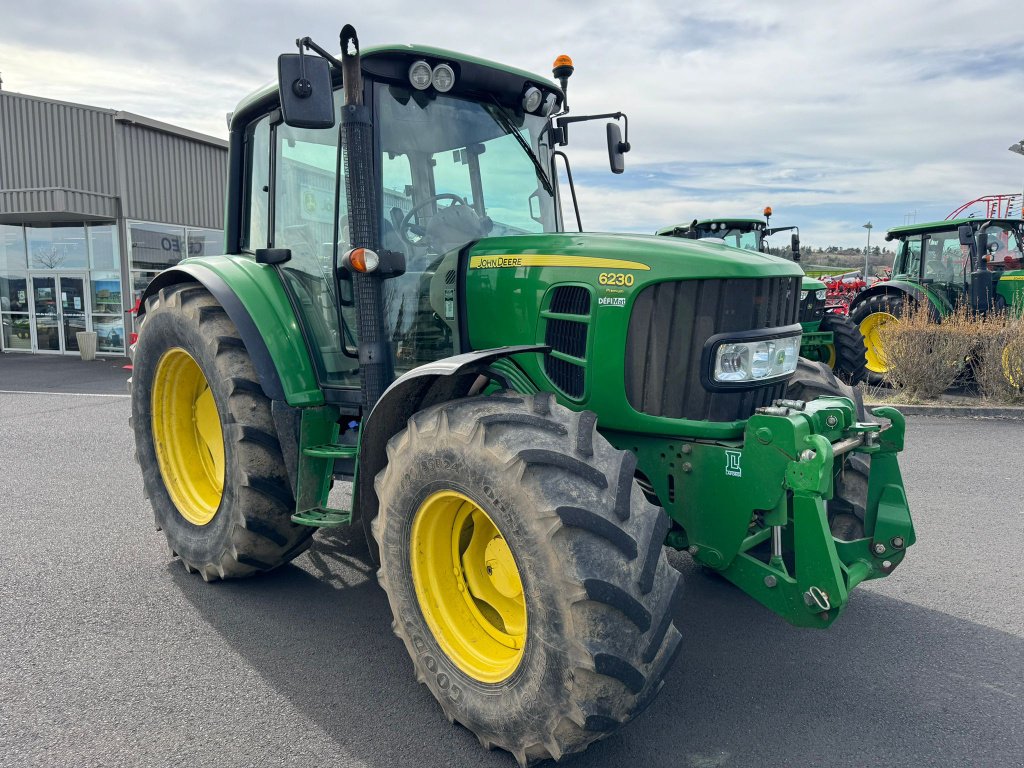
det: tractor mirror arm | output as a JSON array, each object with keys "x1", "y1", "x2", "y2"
[{"x1": 554, "y1": 112, "x2": 628, "y2": 147}]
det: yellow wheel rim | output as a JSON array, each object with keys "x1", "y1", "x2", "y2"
[
  {"x1": 825, "y1": 343, "x2": 837, "y2": 369},
  {"x1": 859, "y1": 311, "x2": 897, "y2": 374},
  {"x1": 410, "y1": 491, "x2": 527, "y2": 683},
  {"x1": 1004, "y1": 344, "x2": 1024, "y2": 391},
  {"x1": 151, "y1": 348, "x2": 225, "y2": 526}
]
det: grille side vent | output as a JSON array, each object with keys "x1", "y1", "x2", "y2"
[
  {"x1": 549, "y1": 285, "x2": 591, "y2": 315},
  {"x1": 543, "y1": 285, "x2": 591, "y2": 399},
  {"x1": 545, "y1": 318, "x2": 587, "y2": 358}
]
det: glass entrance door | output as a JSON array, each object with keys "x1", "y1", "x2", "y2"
[{"x1": 30, "y1": 273, "x2": 90, "y2": 353}]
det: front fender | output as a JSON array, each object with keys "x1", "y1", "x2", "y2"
[
  {"x1": 850, "y1": 280, "x2": 949, "y2": 317},
  {"x1": 357, "y1": 345, "x2": 546, "y2": 562},
  {"x1": 139, "y1": 255, "x2": 322, "y2": 406}
]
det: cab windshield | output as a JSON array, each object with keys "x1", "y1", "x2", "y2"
[{"x1": 698, "y1": 226, "x2": 761, "y2": 251}]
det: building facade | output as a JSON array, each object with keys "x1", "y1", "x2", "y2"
[{"x1": 0, "y1": 90, "x2": 227, "y2": 356}]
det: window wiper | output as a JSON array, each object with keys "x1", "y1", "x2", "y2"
[{"x1": 486, "y1": 99, "x2": 554, "y2": 196}]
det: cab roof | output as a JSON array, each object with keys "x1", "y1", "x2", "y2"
[
  {"x1": 656, "y1": 218, "x2": 764, "y2": 236},
  {"x1": 886, "y1": 217, "x2": 1023, "y2": 238},
  {"x1": 231, "y1": 42, "x2": 562, "y2": 130}
]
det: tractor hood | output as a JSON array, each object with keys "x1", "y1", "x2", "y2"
[{"x1": 467, "y1": 232, "x2": 804, "y2": 282}]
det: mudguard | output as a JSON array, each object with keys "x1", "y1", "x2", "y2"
[
  {"x1": 849, "y1": 279, "x2": 950, "y2": 318},
  {"x1": 138, "y1": 255, "x2": 323, "y2": 406},
  {"x1": 357, "y1": 345, "x2": 546, "y2": 561}
]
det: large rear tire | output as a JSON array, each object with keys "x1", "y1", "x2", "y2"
[
  {"x1": 787, "y1": 359, "x2": 869, "y2": 540},
  {"x1": 850, "y1": 293, "x2": 905, "y2": 386},
  {"x1": 131, "y1": 283, "x2": 313, "y2": 580},
  {"x1": 372, "y1": 393, "x2": 682, "y2": 766},
  {"x1": 820, "y1": 313, "x2": 868, "y2": 385}
]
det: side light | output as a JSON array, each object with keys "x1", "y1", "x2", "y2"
[
  {"x1": 541, "y1": 92, "x2": 558, "y2": 116},
  {"x1": 522, "y1": 86, "x2": 543, "y2": 113},
  {"x1": 409, "y1": 61, "x2": 432, "y2": 90},
  {"x1": 344, "y1": 247, "x2": 380, "y2": 273},
  {"x1": 431, "y1": 64, "x2": 455, "y2": 93}
]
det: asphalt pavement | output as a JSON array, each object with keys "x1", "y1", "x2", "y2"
[{"x1": 0, "y1": 360, "x2": 1021, "y2": 768}]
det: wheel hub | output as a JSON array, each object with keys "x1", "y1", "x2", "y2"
[
  {"x1": 410, "y1": 490, "x2": 527, "y2": 683},
  {"x1": 151, "y1": 347, "x2": 224, "y2": 526}
]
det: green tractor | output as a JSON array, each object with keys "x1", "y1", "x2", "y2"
[
  {"x1": 849, "y1": 217, "x2": 1024, "y2": 384},
  {"x1": 656, "y1": 213, "x2": 868, "y2": 383},
  {"x1": 130, "y1": 26, "x2": 915, "y2": 766}
]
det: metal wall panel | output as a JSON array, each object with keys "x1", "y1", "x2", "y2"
[
  {"x1": 119, "y1": 123, "x2": 227, "y2": 230},
  {"x1": 0, "y1": 188, "x2": 118, "y2": 222},
  {"x1": 0, "y1": 92, "x2": 117, "y2": 194}
]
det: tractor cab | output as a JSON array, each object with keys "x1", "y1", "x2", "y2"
[
  {"x1": 245, "y1": 48, "x2": 565, "y2": 390},
  {"x1": 885, "y1": 218, "x2": 1024, "y2": 312}
]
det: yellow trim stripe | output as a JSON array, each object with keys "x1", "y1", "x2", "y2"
[
  {"x1": 469, "y1": 254, "x2": 650, "y2": 270},
  {"x1": 999, "y1": 275, "x2": 1024, "y2": 280}
]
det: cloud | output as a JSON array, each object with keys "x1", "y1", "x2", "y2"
[{"x1": 1, "y1": 0, "x2": 1021, "y2": 246}]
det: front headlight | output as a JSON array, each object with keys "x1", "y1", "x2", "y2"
[
  {"x1": 800, "y1": 290, "x2": 809, "y2": 301},
  {"x1": 702, "y1": 325, "x2": 802, "y2": 389},
  {"x1": 815, "y1": 289, "x2": 827, "y2": 301}
]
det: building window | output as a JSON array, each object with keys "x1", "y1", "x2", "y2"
[
  {"x1": 0, "y1": 223, "x2": 125, "y2": 355},
  {"x1": 0, "y1": 225, "x2": 27, "y2": 271},
  {"x1": 187, "y1": 228, "x2": 224, "y2": 258},
  {"x1": 26, "y1": 225, "x2": 88, "y2": 270},
  {"x1": 129, "y1": 222, "x2": 186, "y2": 271},
  {"x1": 88, "y1": 225, "x2": 120, "y2": 271}
]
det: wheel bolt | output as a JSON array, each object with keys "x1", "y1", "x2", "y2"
[{"x1": 873, "y1": 542, "x2": 886, "y2": 555}]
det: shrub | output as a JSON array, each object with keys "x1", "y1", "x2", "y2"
[
  {"x1": 877, "y1": 298, "x2": 1024, "y2": 404},
  {"x1": 877, "y1": 302, "x2": 976, "y2": 399},
  {"x1": 971, "y1": 309, "x2": 1024, "y2": 404}
]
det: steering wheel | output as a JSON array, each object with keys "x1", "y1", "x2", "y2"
[{"x1": 398, "y1": 193, "x2": 472, "y2": 247}]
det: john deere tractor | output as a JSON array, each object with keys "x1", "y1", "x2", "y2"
[
  {"x1": 657, "y1": 213, "x2": 868, "y2": 383},
  {"x1": 850, "y1": 217, "x2": 1024, "y2": 384},
  {"x1": 130, "y1": 26, "x2": 915, "y2": 766}
]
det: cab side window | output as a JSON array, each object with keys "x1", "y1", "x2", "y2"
[{"x1": 242, "y1": 115, "x2": 271, "y2": 252}]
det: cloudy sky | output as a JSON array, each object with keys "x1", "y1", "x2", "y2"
[{"x1": 1, "y1": 0, "x2": 1021, "y2": 248}]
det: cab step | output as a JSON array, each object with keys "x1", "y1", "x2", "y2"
[
  {"x1": 291, "y1": 507, "x2": 352, "y2": 527},
  {"x1": 302, "y1": 444, "x2": 358, "y2": 459}
]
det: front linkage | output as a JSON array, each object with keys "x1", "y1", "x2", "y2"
[{"x1": 609, "y1": 397, "x2": 914, "y2": 628}]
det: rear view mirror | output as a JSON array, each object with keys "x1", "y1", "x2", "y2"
[
  {"x1": 606, "y1": 122, "x2": 626, "y2": 174},
  {"x1": 278, "y1": 54, "x2": 335, "y2": 129},
  {"x1": 791, "y1": 233, "x2": 801, "y2": 261},
  {"x1": 958, "y1": 224, "x2": 974, "y2": 246}
]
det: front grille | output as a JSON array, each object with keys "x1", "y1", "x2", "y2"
[
  {"x1": 799, "y1": 292, "x2": 826, "y2": 323},
  {"x1": 625, "y1": 277, "x2": 800, "y2": 421}
]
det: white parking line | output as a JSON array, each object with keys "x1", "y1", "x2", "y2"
[{"x1": 0, "y1": 390, "x2": 130, "y2": 398}]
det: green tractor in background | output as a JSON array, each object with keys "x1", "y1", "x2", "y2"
[
  {"x1": 130, "y1": 25, "x2": 915, "y2": 766},
  {"x1": 849, "y1": 217, "x2": 1024, "y2": 384},
  {"x1": 657, "y1": 211, "x2": 868, "y2": 384}
]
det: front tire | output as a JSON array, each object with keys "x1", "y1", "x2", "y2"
[
  {"x1": 850, "y1": 293, "x2": 905, "y2": 385},
  {"x1": 372, "y1": 393, "x2": 682, "y2": 766},
  {"x1": 131, "y1": 283, "x2": 313, "y2": 580},
  {"x1": 820, "y1": 313, "x2": 868, "y2": 385}
]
